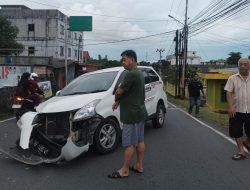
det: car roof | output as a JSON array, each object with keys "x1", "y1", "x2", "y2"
[{"x1": 84, "y1": 66, "x2": 154, "y2": 75}]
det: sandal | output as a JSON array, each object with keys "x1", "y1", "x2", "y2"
[
  {"x1": 232, "y1": 153, "x2": 246, "y2": 160},
  {"x1": 129, "y1": 166, "x2": 143, "y2": 174},
  {"x1": 108, "y1": 171, "x2": 128, "y2": 179}
]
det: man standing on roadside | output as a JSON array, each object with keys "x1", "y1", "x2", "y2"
[
  {"x1": 224, "y1": 58, "x2": 250, "y2": 160},
  {"x1": 188, "y1": 73, "x2": 205, "y2": 116},
  {"x1": 108, "y1": 50, "x2": 147, "y2": 179}
]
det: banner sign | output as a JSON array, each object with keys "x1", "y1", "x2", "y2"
[
  {"x1": 0, "y1": 66, "x2": 31, "y2": 88},
  {"x1": 69, "y1": 16, "x2": 92, "y2": 31}
]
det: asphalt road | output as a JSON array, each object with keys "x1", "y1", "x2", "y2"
[{"x1": 0, "y1": 107, "x2": 250, "y2": 190}]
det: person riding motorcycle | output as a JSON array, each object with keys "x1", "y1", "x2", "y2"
[
  {"x1": 15, "y1": 72, "x2": 44, "y2": 112},
  {"x1": 28, "y1": 73, "x2": 44, "y2": 106}
]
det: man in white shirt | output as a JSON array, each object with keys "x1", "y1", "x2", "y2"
[{"x1": 224, "y1": 58, "x2": 250, "y2": 160}]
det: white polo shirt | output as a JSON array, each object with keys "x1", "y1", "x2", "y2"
[{"x1": 224, "y1": 73, "x2": 250, "y2": 113}]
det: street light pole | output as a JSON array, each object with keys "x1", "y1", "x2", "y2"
[
  {"x1": 168, "y1": 0, "x2": 188, "y2": 98},
  {"x1": 168, "y1": 15, "x2": 184, "y2": 26}
]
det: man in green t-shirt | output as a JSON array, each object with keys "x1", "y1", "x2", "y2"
[{"x1": 108, "y1": 50, "x2": 147, "y2": 179}]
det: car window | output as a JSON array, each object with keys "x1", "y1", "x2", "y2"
[
  {"x1": 139, "y1": 68, "x2": 150, "y2": 84},
  {"x1": 113, "y1": 70, "x2": 128, "y2": 94},
  {"x1": 60, "y1": 71, "x2": 118, "y2": 96},
  {"x1": 147, "y1": 69, "x2": 159, "y2": 82}
]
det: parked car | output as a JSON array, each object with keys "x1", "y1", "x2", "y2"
[{"x1": 3, "y1": 66, "x2": 168, "y2": 165}]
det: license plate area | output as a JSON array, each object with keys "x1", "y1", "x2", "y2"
[{"x1": 12, "y1": 104, "x2": 21, "y2": 108}]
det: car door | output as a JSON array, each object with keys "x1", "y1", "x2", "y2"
[
  {"x1": 139, "y1": 68, "x2": 154, "y2": 116},
  {"x1": 146, "y1": 68, "x2": 162, "y2": 115}
]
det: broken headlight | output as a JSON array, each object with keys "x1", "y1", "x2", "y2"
[{"x1": 73, "y1": 99, "x2": 101, "y2": 122}]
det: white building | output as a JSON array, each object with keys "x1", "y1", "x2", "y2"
[
  {"x1": 0, "y1": 5, "x2": 83, "y2": 66},
  {"x1": 166, "y1": 51, "x2": 202, "y2": 66}
]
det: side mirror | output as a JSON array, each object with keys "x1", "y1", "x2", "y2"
[{"x1": 56, "y1": 90, "x2": 61, "y2": 96}]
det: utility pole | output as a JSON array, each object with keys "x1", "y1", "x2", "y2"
[
  {"x1": 174, "y1": 30, "x2": 179, "y2": 98},
  {"x1": 182, "y1": 0, "x2": 188, "y2": 98},
  {"x1": 64, "y1": 17, "x2": 68, "y2": 86},
  {"x1": 156, "y1": 49, "x2": 165, "y2": 75},
  {"x1": 168, "y1": 1, "x2": 188, "y2": 99},
  {"x1": 156, "y1": 49, "x2": 165, "y2": 63}
]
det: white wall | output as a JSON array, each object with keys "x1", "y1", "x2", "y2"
[{"x1": 7, "y1": 12, "x2": 83, "y2": 62}]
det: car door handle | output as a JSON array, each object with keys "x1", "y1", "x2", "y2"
[{"x1": 145, "y1": 87, "x2": 151, "y2": 92}]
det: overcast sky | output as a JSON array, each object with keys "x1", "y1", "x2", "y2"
[{"x1": 2, "y1": 0, "x2": 250, "y2": 62}]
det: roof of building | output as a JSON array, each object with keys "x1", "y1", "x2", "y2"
[
  {"x1": 0, "y1": 5, "x2": 66, "y2": 19},
  {"x1": 83, "y1": 51, "x2": 91, "y2": 59},
  {"x1": 0, "y1": 5, "x2": 30, "y2": 10},
  {"x1": 198, "y1": 67, "x2": 238, "y2": 80}
]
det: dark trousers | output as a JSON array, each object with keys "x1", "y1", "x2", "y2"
[{"x1": 188, "y1": 96, "x2": 200, "y2": 114}]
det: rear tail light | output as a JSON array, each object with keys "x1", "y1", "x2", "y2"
[{"x1": 16, "y1": 97, "x2": 24, "y2": 101}]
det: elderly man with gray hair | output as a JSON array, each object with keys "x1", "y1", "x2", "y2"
[{"x1": 224, "y1": 58, "x2": 250, "y2": 160}]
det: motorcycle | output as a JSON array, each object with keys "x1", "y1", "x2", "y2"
[{"x1": 12, "y1": 96, "x2": 35, "y2": 120}]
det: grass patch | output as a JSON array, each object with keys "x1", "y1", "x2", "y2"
[
  {"x1": 0, "y1": 111, "x2": 14, "y2": 121},
  {"x1": 168, "y1": 95, "x2": 228, "y2": 126}
]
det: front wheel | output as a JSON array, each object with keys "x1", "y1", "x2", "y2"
[
  {"x1": 152, "y1": 104, "x2": 166, "y2": 128},
  {"x1": 93, "y1": 118, "x2": 121, "y2": 154}
]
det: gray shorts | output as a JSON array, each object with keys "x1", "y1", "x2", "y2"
[{"x1": 122, "y1": 122, "x2": 145, "y2": 147}]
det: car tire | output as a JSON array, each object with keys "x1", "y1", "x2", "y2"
[
  {"x1": 94, "y1": 118, "x2": 121, "y2": 154},
  {"x1": 152, "y1": 103, "x2": 165, "y2": 128}
]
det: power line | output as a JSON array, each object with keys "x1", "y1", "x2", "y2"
[
  {"x1": 84, "y1": 30, "x2": 176, "y2": 46},
  {"x1": 23, "y1": 0, "x2": 168, "y2": 21},
  {"x1": 189, "y1": 0, "x2": 250, "y2": 36}
]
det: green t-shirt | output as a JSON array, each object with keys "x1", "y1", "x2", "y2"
[{"x1": 119, "y1": 69, "x2": 147, "y2": 124}]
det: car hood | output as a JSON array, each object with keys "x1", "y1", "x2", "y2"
[{"x1": 36, "y1": 92, "x2": 107, "y2": 113}]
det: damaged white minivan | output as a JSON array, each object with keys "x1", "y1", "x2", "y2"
[{"x1": 4, "y1": 66, "x2": 168, "y2": 165}]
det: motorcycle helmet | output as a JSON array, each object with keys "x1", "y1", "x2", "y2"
[{"x1": 30, "y1": 73, "x2": 38, "y2": 80}]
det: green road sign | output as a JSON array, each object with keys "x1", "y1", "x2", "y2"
[{"x1": 69, "y1": 16, "x2": 92, "y2": 31}]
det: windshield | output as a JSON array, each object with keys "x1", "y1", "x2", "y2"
[{"x1": 60, "y1": 71, "x2": 118, "y2": 96}]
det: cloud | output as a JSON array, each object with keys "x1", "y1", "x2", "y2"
[{"x1": 2, "y1": 0, "x2": 250, "y2": 62}]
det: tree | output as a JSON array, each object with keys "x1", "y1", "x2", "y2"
[
  {"x1": 89, "y1": 58, "x2": 120, "y2": 69},
  {"x1": 226, "y1": 52, "x2": 242, "y2": 65},
  {"x1": 0, "y1": 16, "x2": 24, "y2": 55},
  {"x1": 138, "y1": 61, "x2": 150, "y2": 66},
  {"x1": 98, "y1": 60, "x2": 120, "y2": 69}
]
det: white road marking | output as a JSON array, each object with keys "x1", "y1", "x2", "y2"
[
  {"x1": 167, "y1": 102, "x2": 177, "y2": 108},
  {"x1": 0, "y1": 117, "x2": 15, "y2": 123},
  {"x1": 167, "y1": 103, "x2": 250, "y2": 154}
]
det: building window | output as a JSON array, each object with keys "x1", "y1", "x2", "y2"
[
  {"x1": 68, "y1": 48, "x2": 71, "y2": 57},
  {"x1": 74, "y1": 33, "x2": 77, "y2": 40},
  {"x1": 60, "y1": 46, "x2": 64, "y2": 56},
  {"x1": 28, "y1": 46, "x2": 35, "y2": 56},
  {"x1": 221, "y1": 82, "x2": 227, "y2": 102},
  {"x1": 60, "y1": 24, "x2": 64, "y2": 35},
  {"x1": 28, "y1": 24, "x2": 34, "y2": 32}
]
